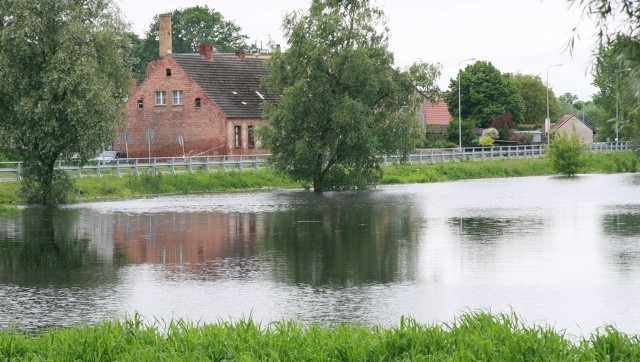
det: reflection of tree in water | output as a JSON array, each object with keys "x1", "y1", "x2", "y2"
[
  {"x1": 448, "y1": 216, "x2": 540, "y2": 244},
  {"x1": 602, "y1": 210, "x2": 640, "y2": 271},
  {"x1": 260, "y1": 192, "x2": 421, "y2": 287},
  {"x1": 0, "y1": 207, "x2": 118, "y2": 286}
]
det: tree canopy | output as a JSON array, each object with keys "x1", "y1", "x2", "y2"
[
  {"x1": 571, "y1": 0, "x2": 640, "y2": 138},
  {"x1": 445, "y1": 61, "x2": 525, "y2": 128},
  {"x1": 0, "y1": 0, "x2": 132, "y2": 204},
  {"x1": 508, "y1": 73, "x2": 562, "y2": 125},
  {"x1": 261, "y1": 0, "x2": 426, "y2": 192},
  {"x1": 131, "y1": 6, "x2": 249, "y2": 81}
]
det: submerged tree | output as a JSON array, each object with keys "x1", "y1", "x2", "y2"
[
  {"x1": 0, "y1": 0, "x2": 132, "y2": 204},
  {"x1": 261, "y1": 0, "x2": 428, "y2": 192},
  {"x1": 548, "y1": 131, "x2": 588, "y2": 176}
]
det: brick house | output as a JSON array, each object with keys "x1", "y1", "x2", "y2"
[
  {"x1": 113, "y1": 14, "x2": 276, "y2": 157},
  {"x1": 416, "y1": 99, "x2": 451, "y2": 140}
]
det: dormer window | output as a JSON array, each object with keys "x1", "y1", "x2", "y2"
[
  {"x1": 137, "y1": 99, "x2": 143, "y2": 109},
  {"x1": 166, "y1": 68, "x2": 172, "y2": 76}
]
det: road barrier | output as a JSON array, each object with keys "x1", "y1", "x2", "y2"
[{"x1": 0, "y1": 142, "x2": 631, "y2": 182}]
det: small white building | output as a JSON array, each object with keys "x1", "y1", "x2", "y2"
[{"x1": 514, "y1": 130, "x2": 543, "y2": 144}]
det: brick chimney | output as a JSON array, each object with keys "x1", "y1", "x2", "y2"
[
  {"x1": 235, "y1": 49, "x2": 246, "y2": 59},
  {"x1": 199, "y1": 44, "x2": 214, "y2": 60},
  {"x1": 159, "y1": 13, "x2": 172, "y2": 57}
]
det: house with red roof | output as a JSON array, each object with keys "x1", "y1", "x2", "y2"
[
  {"x1": 418, "y1": 99, "x2": 452, "y2": 137},
  {"x1": 551, "y1": 114, "x2": 594, "y2": 144},
  {"x1": 113, "y1": 14, "x2": 276, "y2": 158}
]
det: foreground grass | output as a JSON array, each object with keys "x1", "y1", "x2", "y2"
[
  {"x1": 0, "y1": 152, "x2": 636, "y2": 204},
  {"x1": 1, "y1": 312, "x2": 639, "y2": 360}
]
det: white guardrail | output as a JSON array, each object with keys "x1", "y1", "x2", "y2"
[{"x1": 0, "y1": 142, "x2": 632, "y2": 182}]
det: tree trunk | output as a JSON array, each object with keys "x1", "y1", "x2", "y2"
[
  {"x1": 42, "y1": 161, "x2": 56, "y2": 205},
  {"x1": 313, "y1": 177, "x2": 324, "y2": 193}
]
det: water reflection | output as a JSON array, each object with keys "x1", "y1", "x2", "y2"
[
  {"x1": 261, "y1": 192, "x2": 421, "y2": 286},
  {"x1": 0, "y1": 207, "x2": 122, "y2": 329},
  {"x1": 110, "y1": 191, "x2": 421, "y2": 286},
  {"x1": 601, "y1": 206, "x2": 640, "y2": 272},
  {"x1": 2, "y1": 174, "x2": 640, "y2": 334},
  {"x1": 0, "y1": 207, "x2": 119, "y2": 286},
  {"x1": 449, "y1": 216, "x2": 542, "y2": 244}
]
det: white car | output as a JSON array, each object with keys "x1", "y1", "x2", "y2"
[{"x1": 92, "y1": 151, "x2": 118, "y2": 164}]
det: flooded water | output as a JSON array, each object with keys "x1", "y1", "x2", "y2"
[{"x1": 1, "y1": 173, "x2": 640, "y2": 337}]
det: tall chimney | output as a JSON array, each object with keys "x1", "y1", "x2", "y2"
[
  {"x1": 159, "y1": 13, "x2": 172, "y2": 57},
  {"x1": 199, "y1": 44, "x2": 214, "y2": 60}
]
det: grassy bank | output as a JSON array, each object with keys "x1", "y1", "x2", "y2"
[
  {"x1": 0, "y1": 152, "x2": 636, "y2": 205},
  {"x1": 1, "y1": 312, "x2": 639, "y2": 360}
]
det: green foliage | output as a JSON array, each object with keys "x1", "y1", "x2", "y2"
[
  {"x1": 130, "y1": 6, "x2": 249, "y2": 81},
  {"x1": 406, "y1": 60, "x2": 442, "y2": 101},
  {"x1": 0, "y1": 0, "x2": 132, "y2": 205},
  {"x1": 479, "y1": 135, "x2": 495, "y2": 147},
  {"x1": 547, "y1": 131, "x2": 588, "y2": 176},
  {"x1": 261, "y1": 0, "x2": 425, "y2": 192},
  {"x1": 591, "y1": 38, "x2": 638, "y2": 142},
  {"x1": 445, "y1": 119, "x2": 476, "y2": 147},
  {"x1": 572, "y1": 0, "x2": 640, "y2": 104},
  {"x1": 19, "y1": 167, "x2": 75, "y2": 205},
  {"x1": 381, "y1": 158, "x2": 554, "y2": 184},
  {"x1": 509, "y1": 73, "x2": 562, "y2": 125},
  {"x1": 0, "y1": 204, "x2": 19, "y2": 214},
  {"x1": 2, "y1": 311, "x2": 640, "y2": 360},
  {"x1": 446, "y1": 61, "x2": 525, "y2": 128}
]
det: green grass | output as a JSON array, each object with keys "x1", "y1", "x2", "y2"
[
  {"x1": 0, "y1": 152, "x2": 637, "y2": 205},
  {"x1": 0, "y1": 204, "x2": 19, "y2": 214},
  {"x1": 381, "y1": 151, "x2": 638, "y2": 185},
  {"x1": 1, "y1": 311, "x2": 639, "y2": 360}
]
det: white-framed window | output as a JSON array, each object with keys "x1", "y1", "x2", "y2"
[
  {"x1": 234, "y1": 125, "x2": 242, "y2": 147},
  {"x1": 155, "y1": 91, "x2": 166, "y2": 106},
  {"x1": 173, "y1": 90, "x2": 183, "y2": 105}
]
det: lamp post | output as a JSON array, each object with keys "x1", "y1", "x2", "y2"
[
  {"x1": 458, "y1": 58, "x2": 475, "y2": 149},
  {"x1": 545, "y1": 64, "x2": 562, "y2": 146}
]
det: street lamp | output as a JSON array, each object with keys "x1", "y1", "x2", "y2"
[
  {"x1": 545, "y1": 64, "x2": 562, "y2": 145},
  {"x1": 614, "y1": 68, "x2": 632, "y2": 148},
  {"x1": 458, "y1": 58, "x2": 475, "y2": 149}
]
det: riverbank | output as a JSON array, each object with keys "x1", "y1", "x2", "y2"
[
  {"x1": 0, "y1": 151, "x2": 636, "y2": 206},
  {"x1": 1, "y1": 311, "x2": 638, "y2": 360}
]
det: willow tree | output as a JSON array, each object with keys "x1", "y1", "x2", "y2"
[
  {"x1": 261, "y1": 0, "x2": 423, "y2": 192},
  {"x1": 0, "y1": 0, "x2": 132, "y2": 204}
]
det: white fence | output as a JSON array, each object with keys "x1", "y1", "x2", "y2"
[{"x1": 0, "y1": 142, "x2": 632, "y2": 182}]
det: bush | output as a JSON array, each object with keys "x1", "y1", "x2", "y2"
[
  {"x1": 479, "y1": 135, "x2": 495, "y2": 147},
  {"x1": 482, "y1": 127, "x2": 499, "y2": 140},
  {"x1": 547, "y1": 132, "x2": 587, "y2": 176}
]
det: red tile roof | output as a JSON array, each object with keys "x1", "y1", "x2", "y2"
[
  {"x1": 551, "y1": 114, "x2": 594, "y2": 132},
  {"x1": 550, "y1": 114, "x2": 574, "y2": 131},
  {"x1": 424, "y1": 100, "x2": 452, "y2": 126}
]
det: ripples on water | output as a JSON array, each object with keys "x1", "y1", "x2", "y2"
[{"x1": 1, "y1": 174, "x2": 640, "y2": 336}]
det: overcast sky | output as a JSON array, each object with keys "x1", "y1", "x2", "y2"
[{"x1": 114, "y1": 0, "x2": 599, "y2": 101}]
